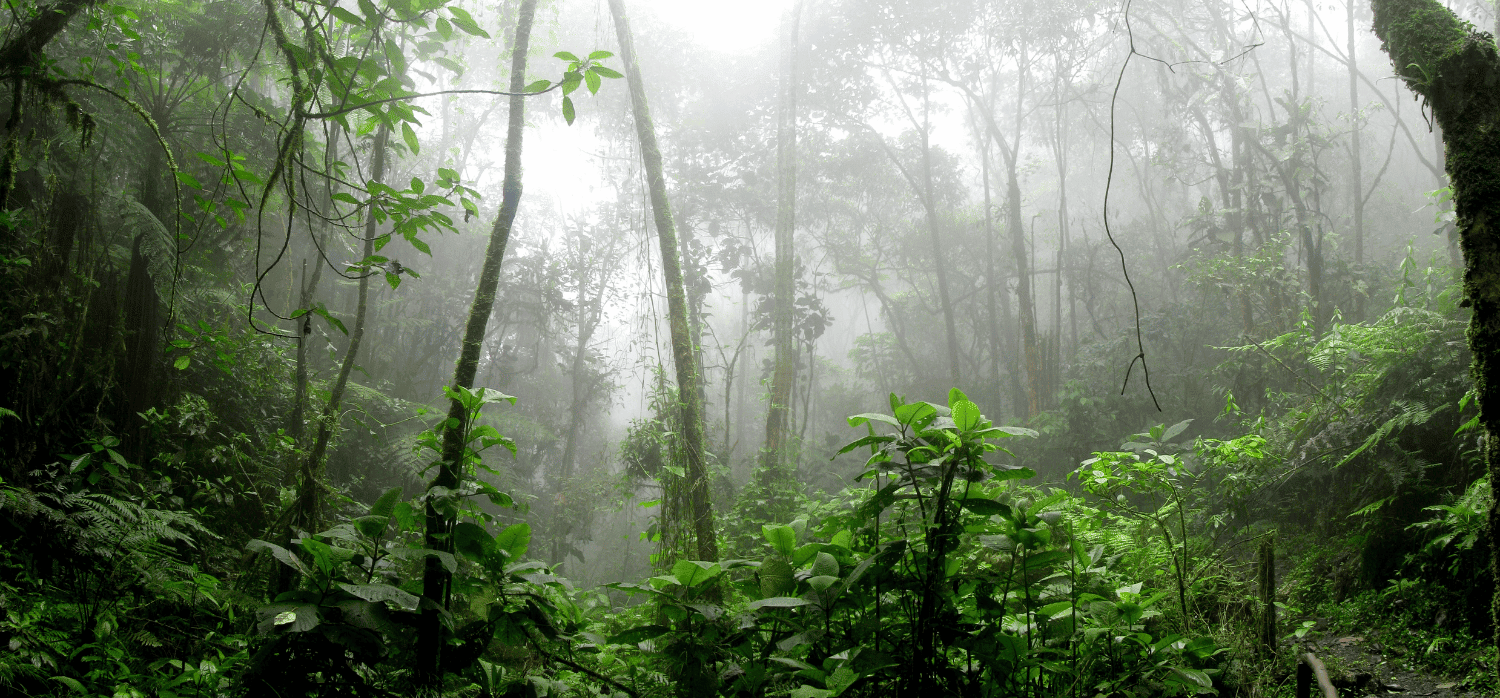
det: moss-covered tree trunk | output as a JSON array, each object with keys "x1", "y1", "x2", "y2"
[
  {"x1": 416, "y1": 0, "x2": 538, "y2": 684},
  {"x1": 608, "y1": 0, "x2": 719, "y2": 566},
  {"x1": 1371, "y1": 0, "x2": 1500, "y2": 669},
  {"x1": 758, "y1": 1, "x2": 802, "y2": 519}
]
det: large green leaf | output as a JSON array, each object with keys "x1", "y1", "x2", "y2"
[
  {"x1": 369, "y1": 486, "x2": 402, "y2": 518},
  {"x1": 960, "y1": 497, "x2": 1012, "y2": 518},
  {"x1": 893, "y1": 401, "x2": 937, "y2": 429},
  {"x1": 495, "y1": 523, "x2": 531, "y2": 561},
  {"x1": 762, "y1": 524, "x2": 797, "y2": 556},
  {"x1": 759, "y1": 556, "x2": 794, "y2": 597},
  {"x1": 952, "y1": 400, "x2": 981, "y2": 431},
  {"x1": 747, "y1": 596, "x2": 810, "y2": 611},
  {"x1": 338, "y1": 582, "x2": 419, "y2": 611},
  {"x1": 453, "y1": 521, "x2": 494, "y2": 562},
  {"x1": 670, "y1": 559, "x2": 722, "y2": 588},
  {"x1": 247, "y1": 539, "x2": 311, "y2": 578},
  {"x1": 811, "y1": 552, "x2": 839, "y2": 578},
  {"x1": 607, "y1": 624, "x2": 670, "y2": 645},
  {"x1": 846, "y1": 412, "x2": 899, "y2": 429},
  {"x1": 401, "y1": 122, "x2": 419, "y2": 155}
]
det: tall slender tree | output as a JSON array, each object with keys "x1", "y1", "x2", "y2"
[
  {"x1": 417, "y1": 0, "x2": 538, "y2": 683},
  {"x1": 608, "y1": 0, "x2": 718, "y2": 565},
  {"x1": 762, "y1": 1, "x2": 804, "y2": 494}
]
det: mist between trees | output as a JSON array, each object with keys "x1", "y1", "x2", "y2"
[{"x1": 1, "y1": 0, "x2": 1498, "y2": 696}]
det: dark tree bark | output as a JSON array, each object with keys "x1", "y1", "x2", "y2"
[
  {"x1": 417, "y1": 0, "x2": 538, "y2": 682},
  {"x1": 608, "y1": 0, "x2": 718, "y2": 567},
  {"x1": 1370, "y1": 0, "x2": 1500, "y2": 668}
]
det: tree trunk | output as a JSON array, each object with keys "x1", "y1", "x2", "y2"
[
  {"x1": 920, "y1": 93, "x2": 963, "y2": 390},
  {"x1": 764, "y1": 1, "x2": 802, "y2": 483},
  {"x1": 1370, "y1": 0, "x2": 1500, "y2": 670},
  {"x1": 417, "y1": 0, "x2": 538, "y2": 683},
  {"x1": 289, "y1": 131, "x2": 339, "y2": 441},
  {"x1": 1347, "y1": 0, "x2": 1364, "y2": 276},
  {"x1": 297, "y1": 126, "x2": 386, "y2": 528},
  {"x1": 980, "y1": 127, "x2": 1003, "y2": 410},
  {"x1": 608, "y1": 0, "x2": 718, "y2": 565}
]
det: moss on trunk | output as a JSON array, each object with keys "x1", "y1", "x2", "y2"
[{"x1": 1372, "y1": 0, "x2": 1500, "y2": 671}]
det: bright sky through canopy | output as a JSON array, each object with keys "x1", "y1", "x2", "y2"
[{"x1": 648, "y1": 0, "x2": 786, "y2": 53}]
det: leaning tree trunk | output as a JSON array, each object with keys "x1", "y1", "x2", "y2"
[
  {"x1": 1371, "y1": 0, "x2": 1500, "y2": 670},
  {"x1": 416, "y1": 0, "x2": 538, "y2": 684},
  {"x1": 608, "y1": 0, "x2": 718, "y2": 565}
]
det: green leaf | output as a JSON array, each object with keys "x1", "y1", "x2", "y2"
[
  {"x1": 762, "y1": 524, "x2": 797, "y2": 556},
  {"x1": 495, "y1": 523, "x2": 530, "y2": 560},
  {"x1": 448, "y1": 7, "x2": 489, "y2": 38},
  {"x1": 893, "y1": 401, "x2": 937, "y2": 429},
  {"x1": 607, "y1": 624, "x2": 669, "y2": 645},
  {"x1": 524, "y1": 79, "x2": 551, "y2": 93},
  {"x1": 1166, "y1": 666, "x2": 1214, "y2": 691},
  {"x1": 587, "y1": 50, "x2": 614, "y2": 60},
  {"x1": 453, "y1": 521, "x2": 495, "y2": 562},
  {"x1": 952, "y1": 400, "x2": 981, "y2": 431},
  {"x1": 338, "y1": 582, "x2": 419, "y2": 611},
  {"x1": 960, "y1": 498, "x2": 1012, "y2": 518},
  {"x1": 370, "y1": 486, "x2": 402, "y2": 518},
  {"x1": 174, "y1": 171, "x2": 201, "y2": 189},
  {"x1": 846, "y1": 412, "x2": 899, "y2": 428},
  {"x1": 554, "y1": 51, "x2": 581, "y2": 62},
  {"x1": 811, "y1": 551, "x2": 839, "y2": 578},
  {"x1": 991, "y1": 465, "x2": 1036, "y2": 482},
  {"x1": 759, "y1": 555, "x2": 794, "y2": 597},
  {"x1": 401, "y1": 122, "x2": 419, "y2": 155},
  {"x1": 747, "y1": 596, "x2": 810, "y2": 611},
  {"x1": 837, "y1": 433, "x2": 894, "y2": 455},
  {"x1": 329, "y1": 6, "x2": 364, "y2": 26},
  {"x1": 247, "y1": 539, "x2": 311, "y2": 578},
  {"x1": 1161, "y1": 419, "x2": 1193, "y2": 443},
  {"x1": 561, "y1": 96, "x2": 575, "y2": 125},
  {"x1": 590, "y1": 65, "x2": 623, "y2": 79},
  {"x1": 173, "y1": 355, "x2": 190, "y2": 370},
  {"x1": 353, "y1": 515, "x2": 388, "y2": 539},
  {"x1": 1037, "y1": 601, "x2": 1074, "y2": 617},
  {"x1": 51, "y1": 676, "x2": 86, "y2": 693},
  {"x1": 670, "y1": 559, "x2": 721, "y2": 588},
  {"x1": 584, "y1": 69, "x2": 601, "y2": 95}
]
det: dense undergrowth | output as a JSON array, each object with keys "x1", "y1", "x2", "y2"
[{"x1": 1, "y1": 235, "x2": 1492, "y2": 696}]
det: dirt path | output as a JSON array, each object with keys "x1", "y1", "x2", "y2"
[{"x1": 1298, "y1": 630, "x2": 1483, "y2": 697}]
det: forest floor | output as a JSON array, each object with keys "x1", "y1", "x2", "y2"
[{"x1": 1297, "y1": 629, "x2": 1485, "y2": 697}]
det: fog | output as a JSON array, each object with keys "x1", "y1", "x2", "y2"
[{"x1": 3, "y1": 0, "x2": 1496, "y2": 694}]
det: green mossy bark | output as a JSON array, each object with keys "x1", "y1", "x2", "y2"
[{"x1": 1372, "y1": 0, "x2": 1500, "y2": 672}]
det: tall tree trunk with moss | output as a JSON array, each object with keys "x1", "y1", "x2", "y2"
[
  {"x1": 416, "y1": 0, "x2": 538, "y2": 683},
  {"x1": 608, "y1": 0, "x2": 718, "y2": 566},
  {"x1": 1371, "y1": 0, "x2": 1500, "y2": 669},
  {"x1": 759, "y1": 2, "x2": 803, "y2": 516}
]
